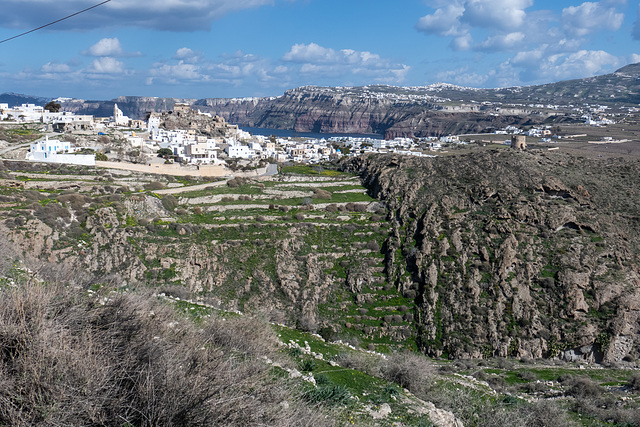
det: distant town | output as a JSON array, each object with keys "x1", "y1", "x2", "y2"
[{"x1": 0, "y1": 98, "x2": 629, "y2": 176}]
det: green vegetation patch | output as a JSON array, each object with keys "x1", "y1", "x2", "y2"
[{"x1": 280, "y1": 165, "x2": 351, "y2": 177}]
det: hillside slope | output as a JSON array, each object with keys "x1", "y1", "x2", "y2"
[{"x1": 345, "y1": 150, "x2": 640, "y2": 362}]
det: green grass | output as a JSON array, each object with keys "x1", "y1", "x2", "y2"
[
  {"x1": 276, "y1": 326, "x2": 345, "y2": 360},
  {"x1": 280, "y1": 165, "x2": 352, "y2": 177},
  {"x1": 178, "y1": 183, "x2": 263, "y2": 198},
  {"x1": 205, "y1": 192, "x2": 375, "y2": 206}
]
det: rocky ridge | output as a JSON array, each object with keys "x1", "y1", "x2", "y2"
[{"x1": 344, "y1": 150, "x2": 640, "y2": 363}]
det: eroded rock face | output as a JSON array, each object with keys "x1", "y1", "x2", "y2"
[
  {"x1": 58, "y1": 87, "x2": 551, "y2": 139},
  {"x1": 345, "y1": 150, "x2": 640, "y2": 362}
]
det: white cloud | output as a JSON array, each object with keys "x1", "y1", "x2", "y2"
[
  {"x1": 282, "y1": 43, "x2": 381, "y2": 65},
  {"x1": 151, "y1": 61, "x2": 208, "y2": 83},
  {"x1": 434, "y1": 47, "x2": 622, "y2": 88},
  {"x1": 627, "y1": 54, "x2": 640, "y2": 64},
  {"x1": 390, "y1": 65, "x2": 411, "y2": 82},
  {"x1": 86, "y1": 38, "x2": 123, "y2": 57},
  {"x1": 436, "y1": 66, "x2": 490, "y2": 86},
  {"x1": 148, "y1": 50, "x2": 285, "y2": 88},
  {"x1": 476, "y1": 32, "x2": 525, "y2": 51},
  {"x1": 174, "y1": 48, "x2": 196, "y2": 59},
  {"x1": 511, "y1": 46, "x2": 548, "y2": 68},
  {"x1": 451, "y1": 34, "x2": 473, "y2": 51},
  {"x1": 416, "y1": 4, "x2": 465, "y2": 36},
  {"x1": 147, "y1": 43, "x2": 409, "y2": 90},
  {"x1": 173, "y1": 47, "x2": 203, "y2": 64},
  {"x1": 83, "y1": 38, "x2": 141, "y2": 58},
  {"x1": 461, "y1": 0, "x2": 533, "y2": 31},
  {"x1": 417, "y1": 0, "x2": 626, "y2": 57},
  {"x1": 282, "y1": 43, "x2": 409, "y2": 84},
  {"x1": 416, "y1": 0, "x2": 537, "y2": 52},
  {"x1": 417, "y1": 0, "x2": 534, "y2": 38},
  {"x1": 509, "y1": 48, "x2": 619, "y2": 82},
  {"x1": 41, "y1": 62, "x2": 71, "y2": 73},
  {"x1": 0, "y1": 0, "x2": 278, "y2": 31},
  {"x1": 87, "y1": 57, "x2": 124, "y2": 74},
  {"x1": 562, "y1": 2, "x2": 624, "y2": 37}
]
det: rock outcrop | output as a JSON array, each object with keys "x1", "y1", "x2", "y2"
[{"x1": 345, "y1": 150, "x2": 640, "y2": 363}]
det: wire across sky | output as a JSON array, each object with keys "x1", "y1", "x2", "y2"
[{"x1": 0, "y1": 0, "x2": 112, "y2": 45}]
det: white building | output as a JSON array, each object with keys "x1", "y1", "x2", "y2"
[
  {"x1": 113, "y1": 104, "x2": 130, "y2": 127},
  {"x1": 148, "y1": 116, "x2": 161, "y2": 131},
  {"x1": 373, "y1": 140, "x2": 387, "y2": 149},
  {"x1": 0, "y1": 103, "x2": 45, "y2": 122},
  {"x1": 29, "y1": 137, "x2": 71, "y2": 156},
  {"x1": 184, "y1": 142, "x2": 221, "y2": 164},
  {"x1": 27, "y1": 136, "x2": 95, "y2": 166},
  {"x1": 226, "y1": 144, "x2": 255, "y2": 159},
  {"x1": 440, "y1": 135, "x2": 460, "y2": 143}
]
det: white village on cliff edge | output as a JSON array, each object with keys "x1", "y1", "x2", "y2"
[{"x1": 0, "y1": 99, "x2": 621, "y2": 176}]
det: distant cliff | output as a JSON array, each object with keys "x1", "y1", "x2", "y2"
[
  {"x1": 5, "y1": 62, "x2": 640, "y2": 138},
  {"x1": 56, "y1": 87, "x2": 550, "y2": 139}
]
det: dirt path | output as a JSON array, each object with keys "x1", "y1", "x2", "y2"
[
  {"x1": 154, "y1": 179, "x2": 229, "y2": 195},
  {"x1": 0, "y1": 142, "x2": 30, "y2": 156}
]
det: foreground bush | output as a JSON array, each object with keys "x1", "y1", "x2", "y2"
[
  {"x1": 381, "y1": 351, "x2": 435, "y2": 396},
  {"x1": 0, "y1": 282, "x2": 330, "y2": 426}
]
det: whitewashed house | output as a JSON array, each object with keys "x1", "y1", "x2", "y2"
[
  {"x1": 225, "y1": 140, "x2": 255, "y2": 159},
  {"x1": 29, "y1": 137, "x2": 71, "y2": 157},
  {"x1": 27, "y1": 136, "x2": 95, "y2": 166}
]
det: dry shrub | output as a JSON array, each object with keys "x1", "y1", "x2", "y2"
[
  {"x1": 34, "y1": 202, "x2": 70, "y2": 227},
  {"x1": 426, "y1": 386, "x2": 576, "y2": 427},
  {"x1": 381, "y1": 351, "x2": 434, "y2": 395},
  {"x1": 520, "y1": 400, "x2": 574, "y2": 427},
  {"x1": 56, "y1": 193, "x2": 90, "y2": 210},
  {"x1": 161, "y1": 195, "x2": 178, "y2": 211},
  {"x1": 0, "y1": 283, "x2": 330, "y2": 427},
  {"x1": 628, "y1": 372, "x2": 640, "y2": 391},
  {"x1": 366, "y1": 240, "x2": 380, "y2": 251},
  {"x1": 325, "y1": 204, "x2": 338, "y2": 213},
  {"x1": 566, "y1": 376, "x2": 603, "y2": 398},
  {"x1": 144, "y1": 181, "x2": 164, "y2": 191},
  {"x1": 572, "y1": 395, "x2": 640, "y2": 427},
  {"x1": 226, "y1": 177, "x2": 247, "y2": 188},
  {"x1": 335, "y1": 352, "x2": 382, "y2": 377},
  {"x1": 312, "y1": 188, "x2": 331, "y2": 199}
]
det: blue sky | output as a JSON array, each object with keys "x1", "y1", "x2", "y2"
[{"x1": 0, "y1": 0, "x2": 639, "y2": 100}]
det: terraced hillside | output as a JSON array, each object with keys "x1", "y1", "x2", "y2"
[{"x1": 0, "y1": 161, "x2": 417, "y2": 353}]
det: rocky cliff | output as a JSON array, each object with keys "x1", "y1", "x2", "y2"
[
  {"x1": 56, "y1": 87, "x2": 552, "y2": 139},
  {"x1": 5, "y1": 63, "x2": 640, "y2": 139},
  {"x1": 345, "y1": 151, "x2": 640, "y2": 363}
]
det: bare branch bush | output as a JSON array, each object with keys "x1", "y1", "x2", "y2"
[{"x1": 0, "y1": 282, "x2": 331, "y2": 426}]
